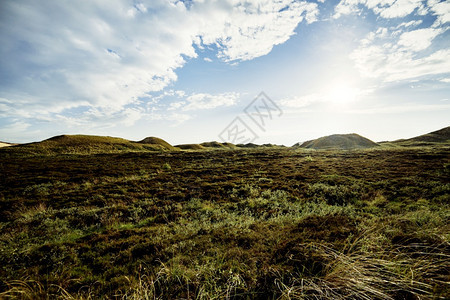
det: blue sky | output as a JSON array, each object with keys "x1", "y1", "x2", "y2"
[{"x1": 0, "y1": 0, "x2": 449, "y2": 145}]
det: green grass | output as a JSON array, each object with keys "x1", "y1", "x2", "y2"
[
  {"x1": 297, "y1": 133, "x2": 379, "y2": 150},
  {"x1": 0, "y1": 146, "x2": 449, "y2": 299},
  {"x1": 2, "y1": 134, "x2": 174, "y2": 156}
]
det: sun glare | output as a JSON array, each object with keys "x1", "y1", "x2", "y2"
[{"x1": 326, "y1": 84, "x2": 359, "y2": 105}]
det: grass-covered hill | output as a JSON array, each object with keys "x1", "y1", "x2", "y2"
[
  {"x1": 1, "y1": 135, "x2": 175, "y2": 155},
  {"x1": 176, "y1": 142, "x2": 237, "y2": 150},
  {"x1": 390, "y1": 126, "x2": 450, "y2": 146},
  {"x1": 137, "y1": 136, "x2": 178, "y2": 151},
  {"x1": 174, "y1": 143, "x2": 206, "y2": 150},
  {"x1": 296, "y1": 133, "x2": 379, "y2": 150},
  {"x1": 200, "y1": 141, "x2": 237, "y2": 149},
  {"x1": 236, "y1": 143, "x2": 260, "y2": 148}
]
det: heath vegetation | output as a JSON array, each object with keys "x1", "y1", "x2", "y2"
[{"x1": 0, "y1": 144, "x2": 449, "y2": 299}]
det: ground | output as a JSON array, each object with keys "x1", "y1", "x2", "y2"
[{"x1": 0, "y1": 146, "x2": 449, "y2": 299}]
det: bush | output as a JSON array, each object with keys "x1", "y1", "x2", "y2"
[{"x1": 307, "y1": 183, "x2": 363, "y2": 206}]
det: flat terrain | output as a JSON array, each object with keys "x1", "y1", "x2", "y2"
[{"x1": 0, "y1": 147, "x2": 449, "y2": 299}]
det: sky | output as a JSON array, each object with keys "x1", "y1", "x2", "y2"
[{"x1": 0, "y1": 0, "x2": 449, "y2": 145}]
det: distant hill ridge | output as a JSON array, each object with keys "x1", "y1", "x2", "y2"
[
  {"x1": 393, "y1": 126, "x2": 450, "y2": 145},
  {"x1": 137, "y1": 136, "x2": 177, "y2": 150},
  {"x1": 1, "y1": 126, "x2": 448, "y2": 154},
  {"x1": 4, "y1": 134, "x2": 176, "y2": 154},
  {"x1": 296, "y1": 133, "x2": 379, "y2": 150},
  {"x1": 175, "y1": 141, "x2": 236, "y2": 150},
  {"x1": 175, "y1": 144, "x2": 206, "y2": 150}
]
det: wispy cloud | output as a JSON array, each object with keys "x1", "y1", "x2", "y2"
[
  {"x1": 398, "y1": 27, "x2": 444, "y2": 52},
  {"x1": 0, "y1": 0, "x2": 319, "y2": 120},
  {"x1": 350, "y1": 25, "x2": 449, "y2": 82},
  {"x1": 333, "y1": 0, "x2": 450, "y2": 83},
  {"x1": 200, "y1": 1, "x2": 319, "y2": 62},
  {"x1": 334, "y1": 0, "x2": 427, "y2": 19},
  {"x1": 428, "y1": 0, "x2": 450, "y2": 26},
  {"x1": 279, "y1": 93, "x2": 323, "y2": 108},
  {"x1": 1, "y1": 1, "x2": 448, "y2": 144},
  {"x1": 171, "y1": 92, "x2": 240, "y2": 111}
]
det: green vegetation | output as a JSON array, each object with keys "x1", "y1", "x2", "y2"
[
  {"x1": 137, "y1": 137, "x2": 178, "y2": 151},
  {"x1": 175, "y1": 144, "x2": 206, "y2": 150},
  {"x1": 382, "y1": 126, "x2": 450, "y2": 147},
  {"x1": 200, "y1": 142, "x2": 237, "y2": 149},
  {"x1": 3, "y1": 135, "x2": 177, "y2": 156},
  {"x1": 402, "y1": 126, "x2": 450, "y2": 143},
  {"x1": 175, "y1": 142, "x2": 237, "y2": 150},
  {"x1": 296, "y1": 133, "x2": 379, "y2": 150},
  {"x1": 200, "y1": 141, "x2": 229, "y2": 148},
  {"x1": 0, "y1": 144, "x2": 449, "y2": 299}
]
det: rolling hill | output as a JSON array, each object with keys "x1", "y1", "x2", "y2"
[
  {"x1": 175, "y1": 141, "x2": 237, "y2": 150},
  {"x1": 389, "y1": 126, "x2": 450, "y2": 146},
  {"x1": 296, "y1": 133, "x2": 379, "y2": 150},
  {"x1": 175, "y1": 143, "x2": 206, "y2": 150},
  {"x1": 3, "y1": 135, "x2": 175, "y2": 155},
  {"x1": 200, "y1": 141, "x2": 238, "y2": 149},
  {"x1": 137, "y1": 136, "x2": 178, "y2": 151},
  {"x1": 2, "y1": 126, "x2": 448, "y2": 155}
]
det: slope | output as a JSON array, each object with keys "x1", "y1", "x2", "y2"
[{"x1": 296, "y1": 133, "x2": 379, "y2": 150}]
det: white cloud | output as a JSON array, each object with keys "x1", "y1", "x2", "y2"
[
  {"x1": 169, "y1": 101, "x2": 187, "y2": 110},
  {"x1": 396, "y1": 20, "x2": 423, "y2": 28},
  {"x1": 0, "y1": 0, "x2": 319, "y2": 122},
  {"x1": 204, "y1": 57, "x2": 213, "y2": 62},
  {"x1": 374, "y1": 0, "x2": 424, "y2": 18},
  {"x1": 333, "y1": 0, "x2": 360, "y2": 19},
  {"x1": 398, "y1": 27, "x2": 443, "y2": 51},
  {"x1": 428, "y1": 0, "x2": 450, "y2": 26},
  {"x1": 159, "y1": 90, "x2": 240, "y2": 111},
  {"x1": 279, "y1": 93, "x2": 323, "y2": 108},
  {"x1": 334, "y1": 0, "x2": 425, "y2": 19},
  {"x1": 333, "y1": 0, "x2": 450, "y2": 83},
  {"x1": 0, "y1": 120, "x2": 37, "y2": 142},
  {"x1": 198, "y1": 1, "x2": 319, "y2": 61},
  {"x1": 165, "y1": 113, "x2": 192, "y2": 126},
  {"x1": 122, "y1": 108, "x2": 144, "y2": 127},
  {"x1": 350, "y1": 23, "x2": 449, "y2": 82},
  {"x1": 0, "y1": 121, "x2": 30, "y2": 132},
  {"x1": 175, "y1": 92, "x2": 240, "y2": 111}
]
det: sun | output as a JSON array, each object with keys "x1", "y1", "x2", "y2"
[{"x1": 326, "y1": 83, "x2": 359, "y2": 105}]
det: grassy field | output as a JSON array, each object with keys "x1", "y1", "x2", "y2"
[{"x1": 0, "y1": 146, "x2": 449, "y2": 299}]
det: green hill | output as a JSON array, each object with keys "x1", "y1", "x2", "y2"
[
  {"x1": 390, "y1": 126, "x2": 450, "y2": 146},
  {"x1": 200, "y1": 141, "x2": 236, "y2": 149},
  {"x1": 176, "y1": 142, "x2": 236, "y2": 150},
  {"x1": 137, "y1": 136, "x2": 177, "y2": 151},
  {"x1": 3, "y1": 135, "x2": 173, "y2": 155},
  {"x1": 221, "y1": 142, "x2": 237, "y2": 149},
  {"x1": 200, "y1": 141, "x2": 227, "y2": 148},
  {"x1": 175, "y1": 144, "x2": 206, "y2": 150},
  {"x1": 296, "y1": 133, "x2": 379, "y2": 150},
  {"x1": 236, "y1": 143, "x2": 259, "y2": 148}
]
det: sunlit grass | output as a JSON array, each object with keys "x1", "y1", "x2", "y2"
[{"x1": 0, "y1": 146, "x2": 448, "y2": 298}]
